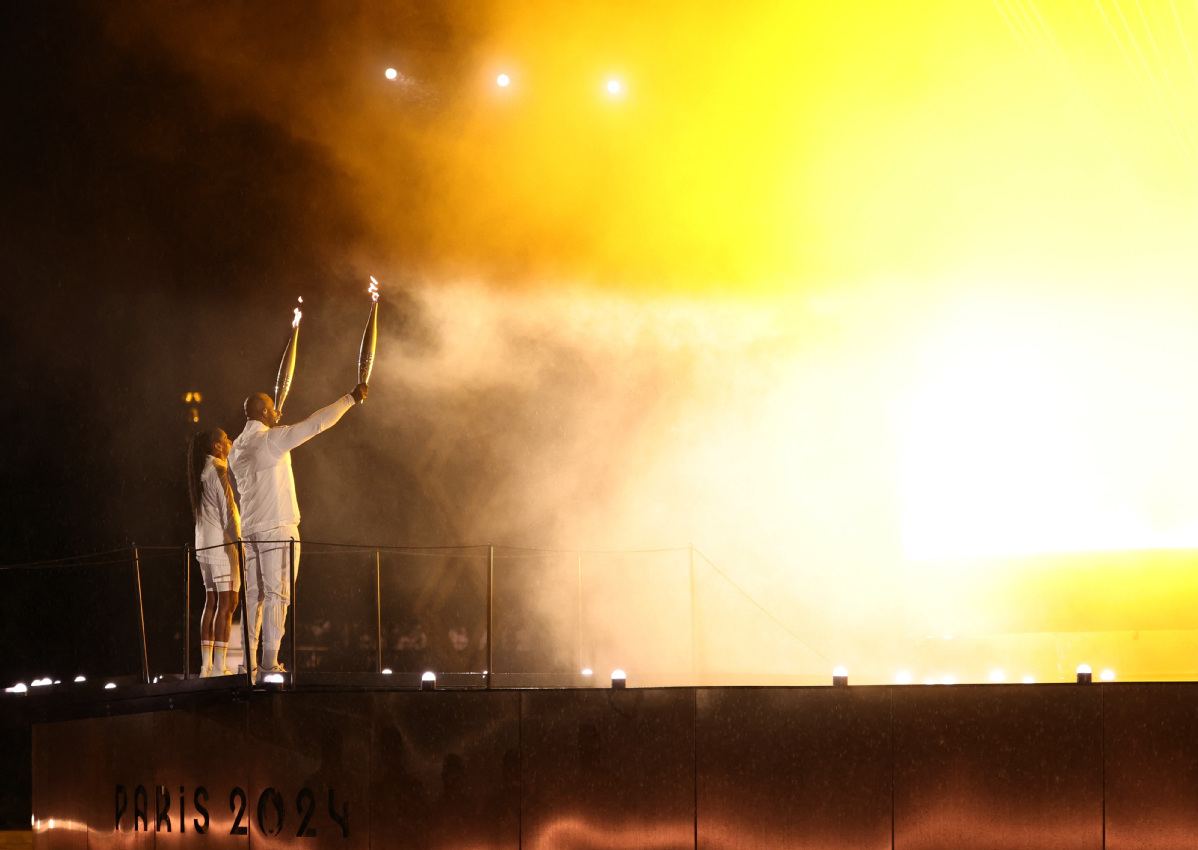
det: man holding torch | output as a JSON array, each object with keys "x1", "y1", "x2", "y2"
[{"x1": 228, "y1": 382, "x2": 368, "y2": 682}]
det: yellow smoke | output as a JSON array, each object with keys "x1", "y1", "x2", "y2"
[{"x1": 110, "y1": 0, "x2": 1198, "y2": 681}]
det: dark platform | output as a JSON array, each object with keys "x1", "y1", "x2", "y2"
[{"x1": 28, "y1": 680, "x2": 1198, "y2": 849}]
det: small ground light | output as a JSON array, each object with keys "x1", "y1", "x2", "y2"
[
  {"x1": 385, "y1": 68, "x2": 397, "y2": 80},
  {"x1": 581, "y1": 668, "x2": 593, "y2": 676},
  {"x1": 941, "y1": 675, "x2": 956, "y2": 685},
  {"x1": 5, "y1": 683, "x2": 27, "y2": 694},
  {"x1": 497, "y1": 73, "x2": 510, "y2": 87},
  {"x1": 74, "y1": 675, "x2": 85, "y2": 683},
  {"x1": 989, "y1": 669, "x2": 1006, "y2": 683},
  {"x1": 832, "y1": 666, "x2": 848, "y2": 687},
  {"x1": 381, "y1": 668, "x2": 392, "y2": 675},
  {"x1": 1100, "y1": 669, "x2": 1116, "y2": 681},
  {"x1": 611, "y1": 669, "x2": 626, "y2": 689},
  {"x1": 1076, "y1": 664, "x2": 1092, "y2": 684},
  {"x1": 895, "y1": 670, "x2": 912, "y2": 685},
  {"x1": 421, "y1": 671, "x2": 437, "y2": 691},
  {"x1": 104, "y1": 683, "x2": 116, "y2": 690},
  {"x1": 1022, "y1": 675, "x2": 1035, "y2": 684}
]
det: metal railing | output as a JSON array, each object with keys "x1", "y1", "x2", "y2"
[{"x1": 1, "y1": 540, "x2": 830, "y2": 689}]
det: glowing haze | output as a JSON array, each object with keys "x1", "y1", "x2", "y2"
[{"x1": 101, "y1": 0, "x2": 1198, "y2": 681}]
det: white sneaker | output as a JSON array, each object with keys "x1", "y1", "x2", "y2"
[
  {"x1": 237, "y1": 664, "x2": 258, "y2": 682},
  {"x1": 199, "y1": 665, "x2": 212, "y2": 679}
]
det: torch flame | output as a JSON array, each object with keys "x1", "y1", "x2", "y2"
[
  {"x1": 292, "y1": 297, "x2": 303, "y2": 329},
  {"x1": 368, "y1": 276, "x2": 380, "y2": 303}
]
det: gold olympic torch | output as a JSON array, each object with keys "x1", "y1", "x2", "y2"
[
  {"x1": 275, "y1": 297, "x2": 302, "y2": 417},
  {"x1": 357, "y1": 277, "x2": 379, "y2": 401}
]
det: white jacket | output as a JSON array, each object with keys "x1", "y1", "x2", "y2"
[
  {"x1": 195, "y1": 456, "x2": 241, "y2": 559},
  {"x1": 228, "y1": 395, "x2": 355, "y2": 535}
]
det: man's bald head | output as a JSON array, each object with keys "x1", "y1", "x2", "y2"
[{"x1": 245, "y1": 393, "x2": 278, "y2": 426}]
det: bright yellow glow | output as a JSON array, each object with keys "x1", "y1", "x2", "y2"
[
  {"x1": 902, "y1": 295, "x2": 1198, "y2": 561},
  {"x1": 1022, "y1": 675, "x2": 1035, "y2": 684},
  {"x1": 988, "y1": 669, "x2": 1005, "y2": 683},
  {"x1": 895, "y1": 670, "x2": 912, "y2": 684},
  {"x1": 1101, "y1": 669, "x2": 1116, "y2": 681},
  {"x1": 497, "y1": 73, "x2": 510, "y2": 87},
  {"x1": 605, "y1": 78, "x2": 621, "y2": 94},
  {"x1": 116, "y1": 0, "x2": 1198, "y2": 685}
]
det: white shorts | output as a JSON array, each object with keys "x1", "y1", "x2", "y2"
[{"x1": 198, "y1": 543, "x2": 240, "y2": 593}]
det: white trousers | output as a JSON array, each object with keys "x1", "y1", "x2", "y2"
[{"x1": 244, "y1": 524, "x2": 300, "y2": 662}]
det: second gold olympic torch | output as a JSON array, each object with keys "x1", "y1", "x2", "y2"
[
  {"x1": 275, "y1": 297, "x2": 302, "y2": 418},
  {"x1": 357, "y1": 277, "x2": 380, "y2": 401}
]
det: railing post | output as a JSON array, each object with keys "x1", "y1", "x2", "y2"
[
  {"x1": 375, "y1": 550, "x2": 383, "y2": 674},
  {"x1": 577, "y1": 553, "x2": 584, "y2": 677},
  {"x1": 184, "y1": 546, "x2": 192, "y2": 680},
  {"x1": 289, "y1": 537, "x2": 297, "y2": 688},
  {"x1": 689, "y1": 543, "x2": 698, "y2": 685},
  {"x1": 487, "y1": 545, "x2": 494, "y2": 690},
  {"x1": 237, "y1": 540, "x2": 252, "y2": 688},
  {"x1": 132, "y1": 544, "x2": 150, "y2": 685}
]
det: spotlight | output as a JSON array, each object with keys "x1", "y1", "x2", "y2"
[
  {"x1": 895, "y1": 670, "x2": 912, "y2": 685},
  {"x1": 941, "y1": 675, "x2": 956, "y2": 685},
  {"x1": 1076, "y1": 664, "x2": 1092, "y2": 684},
  {"x1": 497, "y1": 73, "x2": 510, "y2": 87},
  {"x1": 988, "y1": 669, "x2": 1006, "y2": 683},
  {"x1": 74, "y1": 675, "x2": 86, "y2": 683},
  {"x1": 381, "y1": 668, "x2": 392, "y2": 675},
  {"x1": 1100, "y1": 669, "x2": 1115, "y2": 682},
  {"x1": 1021, "y1": 675, "x2": 1035, "y2": 684},
  {"x1": 606, "y1": 79, "x2": 622, "y2": 95},
  {"x1": 5, "y1": 683, "x2": 27, "y2": 694},
  {"x1": 611, "y1": 669, "x2": 626, "y2": 689},
  {"x1": 422, "y1": 671, "x2": 437, "y2": 691},
  {"x1": 581, "y1": 668, "x2": 593, "y2": 676},
  {"x1": 31, "y1": 678, "x2": 50, "y2": 687},
  {"x1": 104, "y1": 683, "x2": 116, "y2": 690},
  {"x1": 264, "y1": 674, "x2": 284, "y2": 684},
  {"x1": 385, "y1": 68, "x2": 397, "y2": 80},
  {"x1": 923, "y1": 677, "x2": 936, "y2": 685},
  {"x1": 832, "y1": 666, "x2": 848, "y2": 687}
]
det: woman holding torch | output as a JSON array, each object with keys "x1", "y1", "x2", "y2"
[{"x1": 186, "y1": 428, "x2": 242, "y2": 676}]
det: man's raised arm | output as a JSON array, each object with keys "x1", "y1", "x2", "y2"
[{"x1": 268, "y1": 383, "x2": 368, "y2": 454}]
